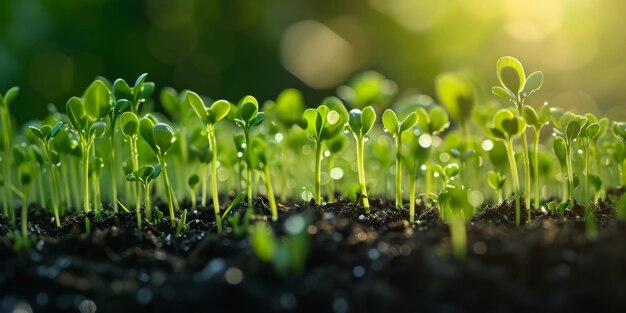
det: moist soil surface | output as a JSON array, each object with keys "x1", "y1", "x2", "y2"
[{"x1": 2, "y1": 190, "x2": 626, "y2": 313}]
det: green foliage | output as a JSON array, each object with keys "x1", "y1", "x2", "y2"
[
  {"x1": 338, "y1": 71, "x2": 396, "y2": 108},
  {"x1": 347, "y1": 106, "x2": 377, "y2": 137},
  {"x1": 436, "y1": 73, "x2": 474, "y2": 131}
]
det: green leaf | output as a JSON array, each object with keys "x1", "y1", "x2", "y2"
[
  {"x1": 28, "y1": 126, "x2": 44, "y2": 140},
  {"x1": 66, "y1": 97, "x2": 84, "y2": 131},
  {"x1": 348, "y1": 109, "x2": 363, "y2": 135},
  {"x1": 436, "y1": 73, "x2": 474, "y2": 126},
  {"x1": 445, "y1": 163, "x2": 460, "y2": 178},
  {"x1": 566, "y1": 120, "x2": 582, "y2": 141},
  {"x1": 239, "y1": 100, "x2": 258, "y2": 124},
  {"x1": 491, "y1": 86, "x2": 515, "y2": 101},
  {"x1": 18, "y1": 163, "x2": 35, "y2": 187},
  {"x1": 208, "y1": 100, "x2": 231, "y2": 124},
  {"x1": 522, "y1": 106, "x2": 539, "y2": 128},
  {"x1": 186, "y1": 91, "x2": 208, "y2": 123},
  {"x1": 496, "y1": 56, "x2": 526, "y2": 95},
  {"x1": 400, "y1": 112, "x2": 418, "y2": 132},
  {"x1": 112, "y1": 79, "x2": 132, "y2": 100},
  {"x1": 520, "y1": 71, "x2": 543, "y2": 98},
  {"x1": 614, "y1": 122, "x2": 626, "y2": 142},
  {"x1": 83, "y1": 80, "x2": 112, "y2": 120},
  {"x1": 153, "y1": 123, "x2": 176, "y2": 154},
  {"x1": 139, "y1": 116, "x2": 158, "y2": 154},
  {"x1": 586, "y1": 123, "x2": 601, "y2": 140},
  {"x1": 361, "y1": 106, "x2": 376, "y2": 135},
  {"x1": 138, "y1": 82, "x2": 155, "y2": 99},
  {"x1": 120, "y1": 112, "x2": 139, "y2": 137},
  {"x1": 3, "y1": 87, "x2": 19, "y2": 107},
  {"x1": 429, "y1": 106, "x2": 449, "y2": 133},
  {"x1": 553, "y1": 137, "x2": 566, "y2": 166},
  {"x1": 49, "y1": 121, "x2": 63, "y2": 138},
  {"x1": 188, "y1": 174, "x2": 200, "y2": 188},
  {"x1": 382, "y1": 109, "x2": 399, "y2": 134},
  {"x1": 487, "y1": 171, "x2": 500, "y2": 190},
  {"x1": 90, "y1": 121, "x2": 107, "y2": 138}
]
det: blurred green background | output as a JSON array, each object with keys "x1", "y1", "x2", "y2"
[{"x1": 1, "y1": 0, "x2": 625, "y2": 123}]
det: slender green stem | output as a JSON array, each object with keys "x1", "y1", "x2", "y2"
[
  {"x1": 61, "y1": 157, "x2": 71, "y2": 214},
  {"x1": 159, "y1": 155, "x2": 176, "y2": 228},
  {"x1": 36, "y1": 168, "x2": 44, "y2": 207},
  {"x1": 244, "y1": 130, "x2": 253, "y2": 207},
  {"x1": 44, "y1": 143, "x2": 61, "y2": 227},
  {"x1": 426, "y1": 161, "x2": 433, "y2": 195},
  {"x1": 21, "y1": 187, "x2": 30, "y2": 238},
  {"x1": 394, "y1": 135, "x2": 402, "y2": 208},
  {"x1": 450, "y1": 217, "x2": 467, "y2": 260},
  {"x1": 584, "y1": 137, "x2": 597, "y2": 239},
  {"x1": 280, "y1": 143, "x2": 288, "y2": 201},
  {"x1": 505, "y1": 140, "x2": 521, "y2": 226},
  {"x1": 200, "y1": 163, "x2": 207, "y2": 207},
  {"x1": 82, "y1": 143, "x2": 91, "y2": 214},
  {"x1": 264, "y1": 166, "x2": 278, "y2": 221},
  {"x1": 144, "y1": 183, "x2": 152, "y2": 222},
  {"x1": 208, "y1": 124, "x2": 222, "y2": 233},
  {"x1": 409, "y1": 161, "x2": 417, "y2": 223},
  {"x1": 356, "y1": 135, "x2": 370, "y2": 212},
  {"x1": 129, "y1": 137, "x2": 142, "y2": 222},
  {"x1": 565, "y1": 142, "x2": 575, "y2": 204},
  {"x1": 2, "y1": 107, "x2": 14, "y2": 225},
  {"x1": 327, "y1": 154, "x2": 335, "y2": 201},
  {"x1": 533, "y1": 130, "x2": 541, "y2": 210},
  {"x1": 109, "y1": 129, "x2": 118, "y2": 213},
  {"x1": 520, "y1": 133, "x2": 532, "y2": 221},
  {"x1": 314, "y1": 141, "x2": 323, "y2": 204}
]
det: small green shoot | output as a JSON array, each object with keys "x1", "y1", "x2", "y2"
[{"x1": 382, "y1": 109, "x2": 418, "y2": 208}]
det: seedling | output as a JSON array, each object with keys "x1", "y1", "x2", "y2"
[
  {"x1": 248, "y1": 137, "x2": 279, "y2": 220},
  {"x1": 106, "y1": 98, "x2": 130, "y2": 213},
  {"x1": 300, "y1": 98, "x2": 347, "y2": 204},
  {"x1": 186, "y1": 91, "x2": 231, "y2": 231},
  {"x1": 382, "y1": 109, "x2": 417, "y2": 208},
  {"x1": 126, "y1": 164, "x2": 162, "y2": 229},
  {"x1": 492, "y1": 56, "x2": 543, "y2": 215},
  {"x1": 120, "y1": 111, "x2": 142, "y2": 219},
  {"x1": 346, "y1": 106, "x2": 377, "y2": 212},
  {"x1": 430, "y1": 184, "x2": 473, "y2": 260},
  {"x1": 325, "y1": 135, "x2": 346, "y2": 201},
  {"x1": 0, "y1": 87, "x2": 18, "y2": 224},
  {"x1": 487, "y1": 109, "x2": 526, "y2": 225},
  {"x1": 18, "y1": 163, "x2": 35, "y2": 240},
  {"x1": 66, "y1": 80, "x2": 111, "y2": 233},
  {"x1": 522, "y1": 103, "x2": 550, "y2": 209},
  {"x1": 112, "y1": 73, "x2": 155, "y2": 114},
  {"x1": 614, "y1": 122, "x2": 626, "y2": 185},
  {"x1": 139, "y1": 115, "x2": 177, "y2": 227},
  {"x1": 487, "y1": 171, "x2": 507, "y2": 203},
  {"x1": 188, "y1": 174, "x2": 200, "y2": 209},
  {"x1": 552, "y1": 112, "x2": 588, "y2": 205},
  {"x1": 29, "y1": 121, "x2": 64, "y2": 227},
  {"x1": 233, "y1": 96, "x2": 265, "y2": 208}
]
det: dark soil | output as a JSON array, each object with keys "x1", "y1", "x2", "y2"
[{"x1": 2, "y1": 190, "x2": 626, "y2": 313}]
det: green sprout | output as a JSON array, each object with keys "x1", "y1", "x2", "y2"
[
  {"x1": 487, "y1": 109, "x2": 526, "y2": 226},
  {"x1": 325, "y1": 135, "x2": 346, "y2": 201},
  {"x1": 300, "y1": 98, "x2": 347, "y2": 204},
  {"x1": 18, "y1": 163, "x2": 35, "y2": 240},
  {"x1": 66, "y1": 80, "x2": 111, "y2": 233},
  {"x1": 430, "y1": 184, "x2": 473, "y2": 260},
  {"x1": 249, "y1": 137, "x2": 278, "y2": 221},
  {"x1": 126, "y1": 164, "x2": 162, "y2": 231},
  {"x1": 521, "y1": 103, "x2": 550, "y2": 209},
  {"x1": 552, "y1": 112, "x2": 588, "y2": 205},
  {"x1": 613, "y1": 122, "x2": 626, "y2": 186},
  {"x1": 28, "y1": 121, "x2": 64, "y2": 227},
  {"x1": 487, "y1": 170, "x2": 507, "y2": 203},
  {"x1": 382, "y1": 109, "x2": 418, "y2": 208},
  {"x1": 186, "y1": 91, "x2": 231, "y2": 232},
  {"x1": 346, "y1": 106, "x2": 377, "y2": 212},
  {"x1": 492, "y1": 56, "x2": 544, "y2": 215},
  {"x1": 0, "y1": 87, "x2": 18, "y2": 225},
  {"x1": 139, "y1": 116, "x2": 177, "y2": 227},
  {"x1": 413, "y1": 106, "x2": 449, "y2": 193},
  {"x1": 119, "y1": 111, "x2": 143, "y2": 221},
  {"x1": 188, "y1": 174, "x2": 200, "y2": 210},
  {"x1": 234, "y1": 96, "x2": 265, "y2": 208}
]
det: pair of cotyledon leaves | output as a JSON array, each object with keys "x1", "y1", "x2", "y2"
[{"x1": 492, "y1": 56, "x2": 544, "y2": 103}]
